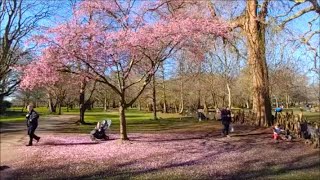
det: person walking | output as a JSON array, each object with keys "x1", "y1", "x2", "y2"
[{"x1": 26, "y1": 104, "x2": 40, "y2": 146}]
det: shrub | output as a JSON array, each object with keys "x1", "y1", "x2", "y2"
[{"x1": 0, "y1": 100, "x2": 12, "y2": 114}]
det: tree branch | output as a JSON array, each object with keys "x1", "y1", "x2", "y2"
[{"x1": 280, "y1": 5, "x2": 315, "y2": 27}]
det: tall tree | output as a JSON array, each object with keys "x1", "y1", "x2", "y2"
[
  {"x1": 0, "y1": 0, "x2": 54, "y2": 109},
  {"x1": 21, "y1": 0, "x2": 229, "y2": 140}
]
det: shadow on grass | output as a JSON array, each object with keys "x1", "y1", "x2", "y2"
[
  {"x1": 73, "y1": 150, "x2": 320, "y2": 179},
  {"x1": 42, "y1": 141, "x2": 100, "y2": 146},
  {"x1": 9, "y1": 143, "x2": 320, "y2": 180},
  {"x1": 0, "y1": 165, "x2": 10, "y2": 171}
]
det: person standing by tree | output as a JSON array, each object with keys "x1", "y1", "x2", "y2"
[
  {"x1": 26, "y1": 104, "x2": 40, "y2": 146},
  {"x1": 221, "y1": 107, "x2": 232, "y2": 137}
]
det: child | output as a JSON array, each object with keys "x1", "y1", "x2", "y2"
[
  {"x1": 273, "y1": 123, "x2": 284, "y2": 142},
  {"x1": 273, "y1": 123, "x2": 292, "y2": 142}
]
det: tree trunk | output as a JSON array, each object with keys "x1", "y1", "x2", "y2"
[
  {"x1": 87, "y1": 101, "x2": 92, "y2": 110},
  {"x1": 222, "y1": 95, "x2": 225, "y2": 107},
  {"x1": 48, "y1": 95, "x2": 56, "y2": 113},
  {"x1": 21, "y1": 103, "x2": 25, "y2": 112},
  {"x1": 246, "y1": 100, "x2": 250, "y2": 109},
  {"x1": 245, "y1": 0, "x2": 272, "y2": 126},
  {"x1": 0, "y1": 96, "x2": 4, "y2": 114},
  {"x1": 227, "y1": 82, "x2": 231, "y2": 108},
  {"x1": 58, "y1": 103, "x2": 62, "y2": 115},
  {"x1": 138, "y1": 101, "x2": 142, "y2": 111},
  {"x1": 163, "y1": 98, "x2": 167, "y2": 113},
  {"x1": 152, "y1": 75, "x2": 157, "y2": 120},
  {"x1": 175, "y1": 103, "x2": 178, "y2": 113},
  {"x1": 79, "y1": 80, "x2": 86, "y2": 124},
  {"x1": 203, "y1": 101, "x2": 208, "y2": 116},
  {"x1": 286, "y1": 94, "x2": 289, "y2": 108},
  {"x1": 179, "y1": 77, "x2": 184, "y2": 114},
  {"x1": 79, "y1": 106, "x2": 86, "y2": 124},
  {"x1": 211, "y1": 92, "x2": 216, "y2": 108},
  {"x1": 104, "y1": 97, "x2": 108, "y2": 111},
  {"x1": 161, "y1": 63, "x2": 167, "y2": 113},
  {"x1": 119, "y1": 102, "x2": 129, "y2": 140},
  {"x1": 112, "y1": 100, "x2": 116, "y2": 108},
  {"x1": 197, "y1": 89, "x2": 201, "y2": 109}
]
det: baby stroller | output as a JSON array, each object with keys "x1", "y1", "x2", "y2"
[{"x1": 90, "y1": 119, "x2": 112, "y2": 141}]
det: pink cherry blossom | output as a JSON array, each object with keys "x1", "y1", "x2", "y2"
[{"x1": 2, "y1": 130, "x2": 319, "y2": 179}]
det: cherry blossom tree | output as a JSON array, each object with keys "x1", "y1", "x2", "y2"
[
  {"x1": 19, "y1": 58, "x2": 83, "y2": 115},
  {"x1": 20, "y1": 0, "x2": 229, "y2": 140}
]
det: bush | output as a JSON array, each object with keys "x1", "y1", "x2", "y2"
[{"x1": 0, "y1": 100, "x2": 12, "y2": 114}]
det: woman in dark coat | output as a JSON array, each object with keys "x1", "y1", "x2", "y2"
[
  {"x1": 221, "y1": 107, "x2": 232, "y2": 137},
  {"x1": 26, "y1": 105, "x2": 40, "y2": 146}
]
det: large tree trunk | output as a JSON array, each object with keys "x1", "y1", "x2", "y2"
[
  {"x1": 48, "y1": 94, "x2": 56, "y2": 113},
  {"x1": 119, "y1": 101, "x2": 129, "y2": 140},
  {"x1": 152, "y1": 75, "x2": 157, "y2": 120},
  {"x1": 245, "y1": 0, "x2": 272, "y2": 126},
  {"x1": 227, "y1": 82, "x2": 231, "y2": 108},
  {"x1": 79, "y1": 80, "x2": 86, "y2": 124}
]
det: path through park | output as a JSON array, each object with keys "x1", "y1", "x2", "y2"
[{"x1": 0, "y1": 116, "x2": 319, "y2": 180}]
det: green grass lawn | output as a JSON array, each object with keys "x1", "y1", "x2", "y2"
[
  {"x1": 1, "y1": 106, "x2": 318, "y2": 124},
  {"x1": 64, "y1": 108, "x2": 214, "y2": 134},
  {"x1": 0, "y1": 106, "x2": 54, "y2": 122},
  {"x1": 0, "y1": 107, "x2": 105, "y2": 122},
  {"x1": 1, "y1": 107, "x2": 214, "y2": 134},
  {"x1": 275, "y1": 108, "x2": 320, "y2": 123}
]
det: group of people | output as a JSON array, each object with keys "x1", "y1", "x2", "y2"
[
  {"x1": 25, "y1": 104, "x2": 295, "y2": 146},
  {"x1": 24, "y1": 104, "x2": 111, "y2": 146}
]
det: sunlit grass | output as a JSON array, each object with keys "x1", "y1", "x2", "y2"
[
  {"x1": 64, "y1": 109, "x2": 214, "y2": 134},
  {"x1": 275, "y1": 108, "x2": 320, "y2": 123},
  {"x1": 1, "y1": 106, "x2": 54, "y2": 122},
  {"x1": 1, "y1": 106, "x2": 318, "y2": 125}
]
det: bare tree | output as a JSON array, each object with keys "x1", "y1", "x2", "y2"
[
  {"x1": 0, "y1": 0, "x2": 55, "y2": 109},
  {"x1": 205, "y1": 0, "x2": 319, "y2": 126}
]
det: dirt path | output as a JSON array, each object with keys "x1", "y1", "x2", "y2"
[
  {"x1": 0, "y1": 115, "x2": 78, "y2": 163},
  {"x1": 0, "y1": 116, "x2": 319, "y2": 180}
]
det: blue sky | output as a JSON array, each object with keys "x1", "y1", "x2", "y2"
[{"x1": 2, "y1": 0, "x2": 319, "y2": 101}]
